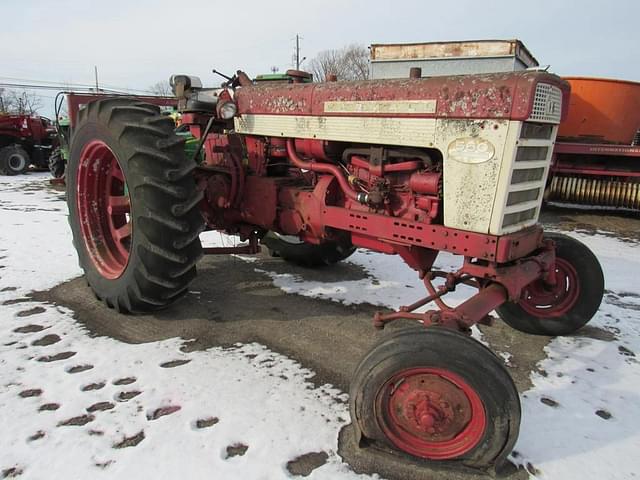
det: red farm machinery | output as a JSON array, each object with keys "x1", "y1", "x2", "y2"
[
  {"x1": 64, "y1": 68, "x2": 604, "y2": 472},
  {"x1": 0, "y1": 113, "x2": 58, "y2": 175},
  {"x1": 548, "y1": 77, "x2": 640, "y2": 210}
]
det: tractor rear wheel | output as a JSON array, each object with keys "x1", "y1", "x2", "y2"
[
  {"x1": 67, "y1": 98, "x2": 204, "y2": 313},
  {"x1": 350, "y1": 327, "x2": 520, "y2": 469},
  {"x1": 0, "y1": 145, "x2": 30, "y2": 175},
  {"x1": 48, "y1": 148, "x2": 65, "y2": 178},
  {"x1": 496, "y1": 233, "x2": 604, "y2": 336},
  {"x1": 262, "y1": 232, "x2": 355, "y2": 267}
]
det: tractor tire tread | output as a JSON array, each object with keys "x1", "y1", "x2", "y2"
[{"x1": 67, "y1": 98, "x2": 203, "y2": 314}]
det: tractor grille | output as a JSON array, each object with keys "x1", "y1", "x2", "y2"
[
  {"x1": 500, "y1": 122, "x2": 556, "y2": 230},
  {"x1": 528, "y1": 83, "x2": 563, "y2": 124},
  {"x1": 633, "y1": 128, "x2": 640, "y2": 147}
]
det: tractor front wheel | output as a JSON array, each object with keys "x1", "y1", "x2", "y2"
[
  {"x1": 0, "y1": 145, "x2": 30, "y2": 175},
  {"x1": 350, "y1": 327, "x2": 520, "y2": 469},
  {"x1": 497, "y1": 233, "x2": 604, "y2": 336},
  {"x1": 67, "y1": 99, "x2": 204, "y2": 313}
]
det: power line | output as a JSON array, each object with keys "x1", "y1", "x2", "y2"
[
  {"x1": 0, "y1": 82, "x2": 138, "y2": 95},
  {"x1": 0, "y1": 76, "x2": 155, "y2": 95}
]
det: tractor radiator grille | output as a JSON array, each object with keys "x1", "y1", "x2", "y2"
[
  {"x1": 528, "y1": 83, "x2": 563, "y2": 124},
  {"x1": 500, "y1": 122, "x2": 556, "y2": 230},
  {"x1": 633, "y1": 128, "x2": 640, "y2": 147}
]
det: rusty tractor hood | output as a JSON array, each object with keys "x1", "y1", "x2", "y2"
[{"x1": 235, "y1": 71, "x2": 570, "y2": 122}]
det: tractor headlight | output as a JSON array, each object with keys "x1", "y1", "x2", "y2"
[{"x1": 218, "y1": 101, "x2": 237, "y2": 120}]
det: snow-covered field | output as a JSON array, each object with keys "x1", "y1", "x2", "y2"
[{"x1": 1, "y1": 173, "x2": 639, "y2": 479}]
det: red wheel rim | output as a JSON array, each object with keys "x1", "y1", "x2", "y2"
[
  {"x1": 376, "y1": 367, "x2": 486, "y2": 460},
  {"x1": 519, "y1": 258, "x2": 580, "y2": 318},
  {"x1": 76, "y1": 140, "x2": 132, "y2": 279}
]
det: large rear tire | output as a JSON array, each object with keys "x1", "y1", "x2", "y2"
[
  {"x1": 67, "y1": 98, "x2": 204, "y2": 313},
  {"x1": 48, "y1": 148, "x2": 65, "y2": 178},
  {"x1": 0, "y1": 145, "x2": 30, "y2": 175},
  {"x1": 262, "y1": 231, "x2": 355, "y2": 267},
  {"x1": 350, "y1": 327, "x2": 520, "y2": 469},
  {"x1": 496, "y1": 233, "x2": 604, "y2": 336}
]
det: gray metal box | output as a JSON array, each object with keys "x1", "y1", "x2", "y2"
[{"x1": 370, "y1": 40, "x2": 539, "y2": 79}]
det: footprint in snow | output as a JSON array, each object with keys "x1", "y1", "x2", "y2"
[
  {"x1": 31, "y1": 334, "x2": 61, "y2": 346},
  {"x1": 87, "y1": 402, "x2": 115, "y2": 413},
  {"x1": 225, "y1": 443, "x2": 249, "y2": 459},
  {"x1": 58, "y1": 414, "x2": 95, "y2": 427},
  {"x1": 19, "y1": 389, "x2": 43, "y2": 398},
  {"x1": 112, "y1": 431, "x2": 145, "y2": 449},
  {"x1": 618, "y1": 345, "x2": 635, "y2": 357},
  {"x1": 38, "y1": 403, "x2": 60, "y2": 412},
  {"x1": 37, "y1": 351, "x2": 76, "y2": 362},
  {"x1": 81, "y1": 382, "x2": 106, "y2": 392},
  {"x1": 540, "y1": 397, "x2": 559, "y2": 408},
  {"x1": 194, "y1": 417, "x2": 219, "y2": 429},
  {"x1": 2, "y1": 298, "x2": 32, "y2": 306},
  {"x1": 66, "y1": 364, "x2": 94, "y2": 374},
  {"x1": 1, "y1": 466, "x2": 24, "y2": 478},
  {"x1": 159, "y1": 359, "x2": 191, "y2": 368},
  {"x1": 147, "y1": 405, "x2": 181, "y2": 420},
  {"x1": 13, "y1": 324, "x2": 46, "y2": 334},
  {"x1": 112, "y1": 377, "x2": 136, "y2": 386},
  {"x1": 286, "y1": 451, "x2": 329, "y2": 477},
  {"x1": 116, "y1": 391, "x2": 141, "y2": 402},
  {"x1": 16, "y1": 306, "x2": 46, "y2": 317},
  {"x1": 27, "y1": 431, "x2": 46, "y2": 442}
]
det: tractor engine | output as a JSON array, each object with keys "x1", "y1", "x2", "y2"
[{"x1": 175, "y1": 70, "x2": 568, "y2": 259}]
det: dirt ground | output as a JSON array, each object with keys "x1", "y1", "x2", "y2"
[{"x1": 33, "y1": 204, "x2": 639, "y2": 480}]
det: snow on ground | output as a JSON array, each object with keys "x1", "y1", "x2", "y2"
[
  {"x1": 512, "y1": 232, "x2": 640, "y2": 479},
  {"x1": 0, "y1": 174, "x2": 366, "y2": 479},
  {"x1": 2, "y1": 173, "x2": 639, "y2": 480}
]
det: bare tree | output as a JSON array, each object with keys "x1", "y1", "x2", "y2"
[
  {"x1": 0, "y1": 88, "x2": 14, "y2": 113},
  {"x1": 0, "y1": 89, "x2": 41, "y2": 115},
  {"x1": 148, "y1": 80, "x2": 172, "y2": 97},
  {"x1": 308, "y1": 44, "x2": 370, "y2": 82}
]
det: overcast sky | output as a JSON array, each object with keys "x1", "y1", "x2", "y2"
[{"x1": 1, "y1": 0, "x2": 638, "y2": 116}]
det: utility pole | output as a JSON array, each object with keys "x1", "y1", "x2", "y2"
[{"x1": 293, "y1": 34, "x2": 306, "y2": 70}]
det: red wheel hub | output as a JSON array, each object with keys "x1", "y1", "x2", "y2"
[
  {"x1": 519, "y1": 258, "x2": 580, "y2": 317},
  {"x1": 76, "y1": 140, "x2": 132, "y2": 279},
  {"x1": 376, "y1": 367, "x2": 486, "y2": 460}
]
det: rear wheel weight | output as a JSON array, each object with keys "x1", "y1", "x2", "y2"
[
  {"x1": 350, "y1": 327, "x2": 520, "y2": 468},
  {"x1": 67, "y1": 98, "x2": 204, "y2": 313},
  {"x1": 497, "y1": 232, "x2": 604, "y2": 336}
]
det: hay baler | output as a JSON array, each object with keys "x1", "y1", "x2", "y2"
[
  {"x1": 65, "y1": 68, "x2": 604, "y2": 471},
  {"x1": 548, "y1": 77, "x2": 640, "y2": 210}
]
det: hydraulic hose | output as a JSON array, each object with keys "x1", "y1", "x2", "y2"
[{"x1": 285, "y1": 139, "x2": 367, "y2": 204}]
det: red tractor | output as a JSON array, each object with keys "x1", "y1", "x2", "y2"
[
  {"x1": 65, "y1": 69, "x2": 604, "y2": 472},
  {"x1": 0, "y1": 114, "x2": 58, "y2": 175}
]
